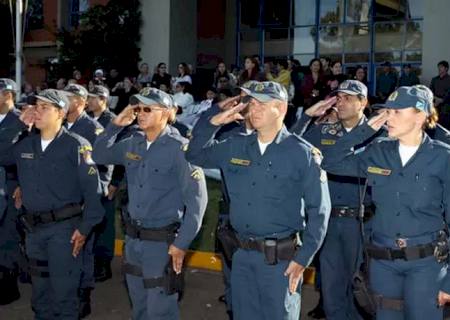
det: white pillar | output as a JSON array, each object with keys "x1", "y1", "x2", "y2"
[{"x1": 15, "y1": 0, "x2": 23, "y2": 101}]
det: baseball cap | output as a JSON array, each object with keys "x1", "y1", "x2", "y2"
[
  {"x1": 333, "y1": 80, "x2": 368, "y2": 98},
  {"x1": 64, "y1": 84, "x2": 89, "y2": 99},
  {"x1": 35, "y1": 89, "x2": 69, "y2": 111},
  {"x1": 133, "y1": 87, "x2": 174, "y2": 108},
  {"x1": 373, "y1": 86, "x2": 433, "y2": 115},
  {"x1": 0, "y1": 79, "x2": 17, "y2": 92},
  {"x1": 240, "y1": 81, "x2": 288, "y2": 103},
  {"x1": 88, "y1": 85, "x2": 110, "y2": 99}
]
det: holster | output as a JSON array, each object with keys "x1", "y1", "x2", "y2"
[
  {"x1": 352, "y1": 269, "x2": 377, "y2": 316},
  {"x1": 164, "y1": 259, "x2": 185, "y2": 296},
  {"x1": 216, "y1": 222, "x2": 240, "y2": 262},
  {"x1": 434, "y1": 230, "x2": 449, "y2": 263}
]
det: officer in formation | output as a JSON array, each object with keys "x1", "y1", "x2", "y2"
[
  {"x1": 0, "y1": 78, "x2": 22, "y2": 305},
  {"x1": 63, "y1": 83, "x2": 107, "y2": 318},
  {"x1": 0, "y1": 89, "x2": 104, "y2": 319},
  {"x1": 321, "y1": 85, "x2": 450, "y2": 319},
  {"x1": 86, "y1": 85, "x2": 117, "y2": 282},
  {"x1": 291, "y1": 80, "x2": 376, "y2": 319},
  {"x1": 186, "y1": 81, "x2": 331, "y2": 319},
  {"x1": 93, "y1": 87, "x2": 208, "y2": 320}
]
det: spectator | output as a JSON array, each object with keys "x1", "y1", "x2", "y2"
[
  {"x1": 301, "y1": 58, "x2": 326, "y2": 108},
  {"x1": 159, "y1": 83, "x2": 170, "y2": 93},
  {"x1": 73, "y1": 69, "x2": 86, "y2": 85},
  {"x1": 216, "y1": 75, "x2": 233, "y2": 91},
  {"x1": 151, "y1": 62, "x2": 172, "y2": 89},
  {"x1": 56, "y1": 78, "x2": 67, "y2": 90},
  {"x1": 177, "y1": 88, "x2": 216, "y2": 129},
  {"x1": 320, "y1": 57, "x2": 332, "y2": 76},
  {"x1": 213, "y1": 62, "x2": 236, "y2": 88},
  {"x1": 87, "y1": 80, "x2": 96, "y2": 93},
  {"x1": 110, "y1": 76, "x2": 139, "y2": 114},
  {"x1": 324, "y1": 61, "x2": 347, "y2": 96},
  {"x1": 398, "y1": 64, "x2": 420, "y2": 87},
  {"x1": 20, "y1": 82, "x2": 34, "y2": 102},
  {"x1": 67, "y1": 79, "x2": 77, "y2": 85},
  {"x1": 266, "y1": 59, "x2": 291, "y2": 90},
  {"x1": 173, "y1": 80, "x2": 194, "y2": 111},
  {"x1": 289, "y1": 58, "x2": 305, "y2": 107},
  {"x1": 173, "y1": 62, "x2": 192, "y2": 88},
  {"x1": 264, "y1": 61, "x2": 274, "y2": 79},
  {"x1": 238, "y1": 56, "x2": 265, "y2": 85},
  {"x1": 137, "y1": 63, "x2": 152, "y2": 87},
  {"x1": 430, "y1": 60, "x2": 450, "y2": 106},
  {"x1": 93, "y1": 69, "x2": 106, "y2": 86},
  {"x1": 354, "y1": 65, "x2": 368, "y2": 85},
  {"x1": 376, "y1": 61, "x2": 398, "y2": 101},
  {"x1": 106, "y1": 68, "x2": 121, "y2": 89}
]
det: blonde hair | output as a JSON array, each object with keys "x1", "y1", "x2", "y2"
[
  {"x1": 167, "y1": 107, "x2": 177, "y2": 125},
  {"x1": 424, "y1": 106, "x2": 439, "y2": 129}
]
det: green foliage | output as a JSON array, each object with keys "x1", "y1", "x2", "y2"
[{"x1": 57, "y1": 0, "x2": 142, "y2": 78}]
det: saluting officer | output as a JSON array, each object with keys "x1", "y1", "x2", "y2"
[
  {"x1": 0, "y1": 89, "x2": 104, "y2": 319},
  {"x1": 93, "y1": 87, "x2": 208, "y2": 320},
  {"x1": 186, "y1": 81, "x2": 331, "y2": 319},
  {"x1": 322, "y1": 86, "x2": 450, "y2": 319}
]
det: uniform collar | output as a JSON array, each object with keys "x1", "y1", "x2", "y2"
[
  {"x1": 137, "y1": 125, "x2": 171, "y2": 146},
  {"x1": 249, "y1": 125, "x2": 290, "y2": 145}
]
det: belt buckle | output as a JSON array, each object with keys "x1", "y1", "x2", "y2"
[{"x1": 395, "y1": 238, "x2": 407, "y2": 248}]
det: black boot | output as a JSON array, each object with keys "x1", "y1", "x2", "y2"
[
  {"x1": 94, "y1": 258, "x2": 112, "y2": 283},
  {"x1": 79, "y1": 287, "x2": 92, "y2": 319},
  {"x1": 0, "y1": 267, "x2": 20, "y2": 305}
]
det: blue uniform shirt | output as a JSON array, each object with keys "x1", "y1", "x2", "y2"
[
  {"x1": 93, "y1": 123, "x2": 208, "y2": 250},
  {"x1": 186, "y1": 108, "x2": 331, "y2": 267},
  {"x1": 321, "y1": 123, "x2": 450, "y2": 291},
  {"x1": 0, "y1": 123, "x2": 104, "y2": 236},
  {"x1": 0, "y1": 167, "x2": 6, "y2": 219}
]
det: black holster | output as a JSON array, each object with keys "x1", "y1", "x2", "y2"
[
  {"x1": 164, "y1": 259, "x2": 185, "y2": 296},
  {"x1": 352, "y1": 269, "x2": 377, "y2": 316},
  {"x1": 216, "y1": 222, "x2": 240, "y2": 262}
]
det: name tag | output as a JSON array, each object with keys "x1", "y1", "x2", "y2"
[
  {"x1": 20, "y1": 153, "x2": 34, "y2": 159},
  {"x1": 230, "y1": 158, "x2": 251, "y2": 166},
  {"x1": 126, "y1": 152, "x2": 142, "y2": 161},
  {"x1": 367, "y1": 166, "x2": 391, "y2": 176},
  {"x1": 321, "y1": 139, "x2": 336, "y2": 145}
]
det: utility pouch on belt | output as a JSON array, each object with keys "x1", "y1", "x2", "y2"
[
  {"x1": 216, "y1": 222, "x2": 240, "y2": 262},
  {"x1": 263, "y1": 238, "x2": 278, "y2": 265},
  {"x1": 434, "y1": 230, "x2": 449, "y2": 263},
  {"x1": 164, "y1": 258, "x2": 185, "y2": 296}
]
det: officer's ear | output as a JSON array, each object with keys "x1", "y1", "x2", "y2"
[
  {"x1": 58, "y1": 108, "x2": 67, "y2": 120},
  {"x1": 167, "y1": 107, "x2": 177, "y2": 125}
]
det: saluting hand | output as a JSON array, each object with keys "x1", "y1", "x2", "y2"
[
  {"x1": 305, "y1": 96, "x2": 337, "y2": 118},
  {"x1": 19, "y1": 106, "x2": 36, "y2": 128},
  {"x1": 437, "y1": 291, "x2": 450, "y2": 307},
  {"x1": 113, "y1": 105, "x2": 137, "y2": 127},
  {"x1": 368, "y1": 109, "x2": 389, "y2": 131},
  {"x1": 284, "y1": 261, "x2": 305, "y2": 294},
  {"x1": 71, "y1": 229, "x2": 86, "y2": 257},
  {"x1": 168, "y1": 244, "x2": 186, "y2": 274},
  {"x1": 217, "y1": 95, "x2": 241, "y2": 110},
  {"x1": 210, "y1": 103, "x2": 247, "y2": 126},
  {"x1": 12, "y1": 186, "x2": 22, "y2": 209}
]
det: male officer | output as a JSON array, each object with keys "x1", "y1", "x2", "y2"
[
  {"x1": 291, "y1": 80, "x2": 376, "y2": 319},
  {"x1": 186, "y1": 81, "x2": 331, "y2": 319},
  {"x1": 0, "y1": 78, "x2": 22, "y2": 304},
  {"x1": 87, "y1": 85, "x2": 117, "y2": 282},
  {"x1": 0, "y1": 89, "x2": 104, "y2": 319},
  {"x1": 63, "y1": 83, "x2": 106, "y2": 318},
  {"x1": 93, "y1": 87, "x2": 208, "y2": 319}
]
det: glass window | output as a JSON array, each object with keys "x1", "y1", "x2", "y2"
[
  {"x1": 407, "y1": 0, "x2": 423, "y2": 19},
  {"x1": 375, "y1": 22, "x2": 405, "y2": 52},
  {"x1": 343, "y1": 24, "x2": 370, "y2": 52},
  {"x1": 403, "y1": 50, "x2": 422, "y2": 62},
  {"x1": 320, "y1": 0, "x2": 344, "y2": 24},
  {"x1": 292, "y1": 26, "x2": 316, "y2": 54},
  {"x1": 292, "y1": 54, "x2": 315, "y2": 66},
  {"x1": 240, "y1": 0, "x2": 260, "y2": 28},
  {"x1": 344, "y1": 53, "x2": 370, "y2": 63},
  {"x1": 374, "y1": 51, "x2": 402, "y2": 63},
  {"x1": 263, "y1": 0, "x2": 291, "y2": 27},
  {"x1": 264, "y1": 28, "x2": 291, "y2": 57},
  {"x1": 240, "y1": 29, "x2": 261, "y2": 57},
  {"x1": 346, "y1": 0, "x2": 370, "y2": 22},
  {"x1": 374, "y1": 0, "x2": 407, "y2": 20},
  {"x1": 405, "y1": 21, "x2": 422, "y2": 50},
  {"x1": 292, "y1": 0, "x2": 316, "y2": 26},
  {"x1": 318, "y1": 25, "x2": 343, "y2": 54},
  {"x1": 27, "y1": 0, "x2": 44, "y2": 30}
]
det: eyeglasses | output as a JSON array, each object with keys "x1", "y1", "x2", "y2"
[{"x1": 134, "y1": 106, "x2": 164, "y2": 113}]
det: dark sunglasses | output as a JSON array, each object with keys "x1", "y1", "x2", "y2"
[{"x1": 134, "y1": 106, "x2": 164, "y2": 114}]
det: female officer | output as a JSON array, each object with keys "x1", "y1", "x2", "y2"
[
  {"x1": 92, "y1": 87, "x2": 207, "y2": 320},
  {"x1": 321, "y1": 85, "x2": 450, "y2": 319}
]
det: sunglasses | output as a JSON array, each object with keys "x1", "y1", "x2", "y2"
[{"x1": 134, "y1": 106, "x2": 164, "y2": 114}]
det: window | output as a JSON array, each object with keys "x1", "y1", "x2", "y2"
[
  {"x1": 292, "y1": 0, "x2": 316, "y2": 26},
  {"x1": 27, "y1": 0, "x2": 44, "y2": 30},
  {"x1": 320, "y1": 0, "x2": 345, "y2": 24}
]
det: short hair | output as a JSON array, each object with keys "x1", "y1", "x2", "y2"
[
  {"x1": 438, "y1": 60, "x2": 449, "y2": 69},
  {"x1": 277, "y1": 59, "x2": 289, "y2": 70}
]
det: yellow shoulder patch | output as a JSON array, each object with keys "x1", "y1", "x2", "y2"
[
  {"x1": 367, "y1": 166, "x2": 391, "y2": 176},
  {"x1": 181, "y1": 144, "x2": 189, "y2": 152},
  {"x1": 79, "y1": 145, "x2": 93, "y2": 154},
  {"x1": 230, "y1": 158, "x2": 251, "y2": 166},
  {"x1": 125, "y1": 152, "x2": 142, "y2": 161},
  {"x1": 191, "y1": 168, "x2": 204, "y2": 181},
  {"x1": 88, "y1": 167, "x2": 97, "y2": 175},
  {"x1": 95, "y1": 128, "x2": 104, "y2": 136}
]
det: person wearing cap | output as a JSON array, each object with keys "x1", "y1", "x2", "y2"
[
  {"x1": 186, "y1": 81, "x2": 331, "y2": 319},
  {"x1": 63, "y1": 83, "x2": 107, "y2": 318},
  {"x1": 321, "y1": 86, "x2": 450, "y2": 318},
  {"x1": 86, "y1": 85, "x2": 118, "y2": 283},
  {"x1": 0, "y1": 89, "x2": 104, "y2": 319},
  {"x1": 291, "y1": 79, "x2": 378, "y2": 319},
  {"x1": 0, "y1": 78, "x2": 23, "y2": 304},
  {"x1": 92, "y1": 87, "x2": 207, "y2": 319},
  {"x1": 376, "y1": 61, "x2": 398, "y2": 102}
]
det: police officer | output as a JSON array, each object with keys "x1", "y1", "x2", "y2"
[
  {"x1": 0, "y1": 89, "x2": 104, "y2": 319},
  {"x1": 0, "y1": 78, "x2": 22, "y2": 304},
  {"x1": 321, "y1": 86, "x2": 450, "y2": 319},
  {"x1": 93, "y1": 87, "x2": 208, "y2": 320},
  {"x1": 63, "y1": 83, "x2": 106, "y2": 317},
  {"x1": 292, "y1": 80, "x2": 376, "y2": 319},
  {"x1": 186, "y1": 81, "x2": 331, "y2": 319},
  {"x1": 86, "y1": 85, "x2": 117, "y2": 282}
]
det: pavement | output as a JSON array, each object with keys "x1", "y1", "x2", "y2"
[{"x1": 0, "y1": 257, "x2": 320, "y2": 320}]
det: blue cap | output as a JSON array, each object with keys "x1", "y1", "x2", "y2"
[
  {"x1": 334, "y1": 80, "x2": 368, "y2": 98},
  {"x1": 64, "y1": 84, "x2": 89, "y2": 99},
  {"x1": 375, "y1": 86, "x2": 433, "y2": 115},
  {"x1": 133, "y1": 87, "x2": 174, "y2": 108},
  {"x1": 0, "y1": 78, "x2": 17, "y2": 92},
  {"x1": 240, "y1": 81, "x2": 288, "y2": 102},
  {"x1": 35, "y1": 89, "x2": 69, "y2": 111},
  {"x1": 88, "y1": 85, "x2": 109, "y2": 99}
]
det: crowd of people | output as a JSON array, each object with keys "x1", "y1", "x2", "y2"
[{"x1": 0, "y1": 55, "x2": 450, "y2": 320}]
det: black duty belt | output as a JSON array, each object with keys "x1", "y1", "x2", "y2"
[
  {"x1": 366, "y1": 242, "x2": 435, "y2": 261},
  {"x1": 238, "y1": 233, "x2": 299, "y2": 261},
  {"x1": 331, "y1": 207, "x2": 359, "y2": 218},
  {"x1": 124, "y1": 221, "x2": 180, "y2": 243},
  {"x1": 22, "y1": 203, "x2": 82, "y2": 226}
]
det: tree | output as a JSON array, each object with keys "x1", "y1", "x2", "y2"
[{"x1": 56, "y1": 0, "x2": 142, "y2": 80}]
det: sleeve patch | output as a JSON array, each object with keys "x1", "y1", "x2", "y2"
[
  {"x1": 190, "y1": 168, "x2": 204, "y2": 180},
  {"x1": 88, "y1": 166, "x2": 97, "y2": 175}
]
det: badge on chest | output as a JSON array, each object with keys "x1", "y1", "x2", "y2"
[
  {"x1": 367, "y1": 166, "x2": 392, "y2": 176},
  {"x1": 20, "y1": 153, "x2": 34, "y2": 159},
  {"x1": 126, "y1": 152, "x2": 142, "y2": 161},
  {"x1": 229, "y1": 158, "x2": 251, "y2": 166}
]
